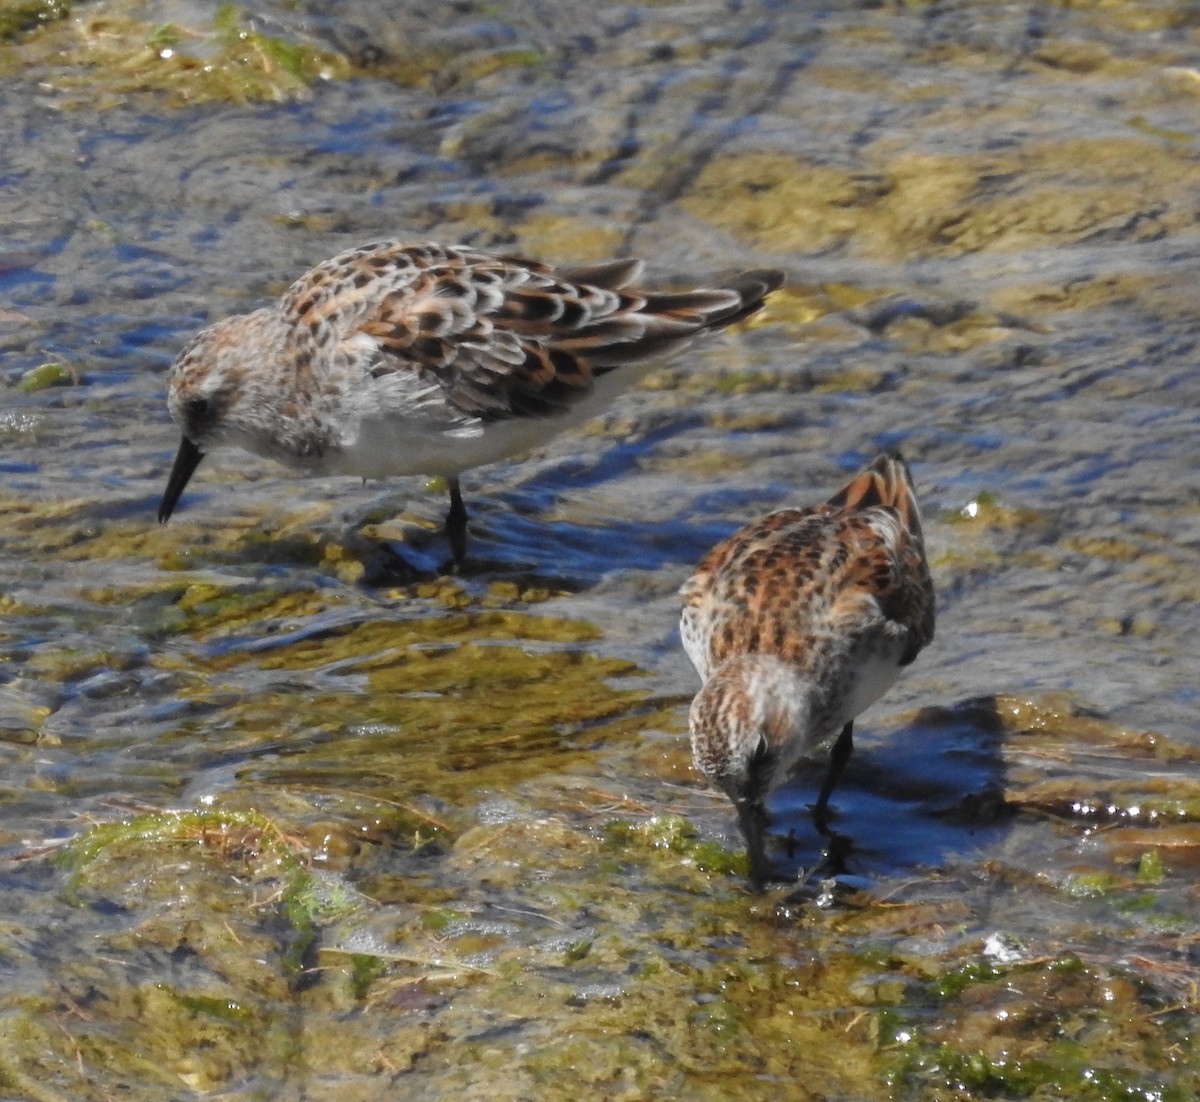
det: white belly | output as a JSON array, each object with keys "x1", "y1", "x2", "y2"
[
  {"x1": 821, "y1": 642, "x2": 905, "y2": 743},
  {"x1": 324, "y1": 359, "x2": 666, "y2": 480}
]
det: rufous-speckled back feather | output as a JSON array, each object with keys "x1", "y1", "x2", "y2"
[
  {"x1": 680, "y1": 452, "x2": 934, "y2": 682},
  {"x1": 825, "y1": 450, "x2": 925, "y2": 546},
  {"x1": 270, "y1": 242, "x2": 783, "y2": 423}
]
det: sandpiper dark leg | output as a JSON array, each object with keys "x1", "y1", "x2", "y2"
[
  {"x1": 446, "y1": 478, "x2": 468, "y2": 564},
  {"x1": 812, "y1": 721, "x2": 854, "y2": 835},
  {"x1": 788, "y1": 721, "x2": 856, "y2": 888}
]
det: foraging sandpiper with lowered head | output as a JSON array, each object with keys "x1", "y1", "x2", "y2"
[
  {"x1": 680, "y1": 452, "x2": 935, "y2": 890},
  {"x1": 158, "y1": 239, "x2": 784, "y2": 563}
]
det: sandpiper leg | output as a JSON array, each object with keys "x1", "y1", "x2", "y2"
[
  {"x1": 812, "y1": 721, "x2": 854, "y2": 834},
  {"x1": 446, "y1": 478, "x2": 468, "y2": 564}
]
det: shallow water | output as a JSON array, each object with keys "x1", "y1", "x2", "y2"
[{"x1": 2, "y1": 1, "x2": 1200, "y2": 1098}]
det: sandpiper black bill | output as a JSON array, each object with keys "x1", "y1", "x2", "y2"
[{"x1": 158, "y1": 436, "x2": 204, "y2": 523}]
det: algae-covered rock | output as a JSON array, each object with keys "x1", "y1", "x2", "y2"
[
  {"x1": 886, "y1": 955, "x2": 1196, "y2": 1102},
  {"x1": 15, "y1": 361, "x2": 75, "y2": 393},
  {"x1": 0, "y1": 0, "x2": 352, "y2": 106},
  {"x1": 0, "y1": 0, "x2": 68, "y2": 41},
  {"x1": 680, "y1": 137, "x2": 1200, "y2": 263}
]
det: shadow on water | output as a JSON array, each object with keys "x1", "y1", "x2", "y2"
[
  {"x1": 462, "y1": 505, "x2": 734, "y2": 586},
  {"x1": 372, "y1": 431, "x2": 789, "y2": 586},
  {"x1": 442, "y1": 419, "x2": 732, "y2": 582},
  {"x1": 759, "y1": 697, "x2": 1011, "y2": 887}
]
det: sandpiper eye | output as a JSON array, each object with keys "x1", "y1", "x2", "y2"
[{"x1": 186, "y1": 397, "x2": 211, "y2": 419}]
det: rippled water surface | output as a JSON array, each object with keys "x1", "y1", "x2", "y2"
[{"x1": 2, "y1": 1, "x2": 1200, "y2": 1098}]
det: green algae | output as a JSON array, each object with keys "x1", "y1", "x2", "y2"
[
  {"x1": 926, "y1": 958, "x2": 1013, "y2": 1000},
  {"x1": 603, "y1": 814, "x2": 747, "y2": 879},
  {"x1": 15, "y1": 361, "x2": 74, "y2": 393},
  {"x1": 678, "y1": 152, "x2": 869, "y2": 255},
  {"x1": 161, "y1": 988, "x2": 253, "y2": 1022},
  {"x1": 891, "y1": 1045, "x2": 1192, "y2": 1102},
  {"x1": 1061, "y1": 871, "x2": 1124, "y2": 898},
  {"x1": 680, "y1": 359, "x2": 898, "y2": 400},
  {"x1": 367, "y1": 42, "x2": 545, "y2": 93},
  {"x1": 128, "y1": 595, "x2": 674, "y2": 834},
  {"x1": 704, "y1": 407, "x2": 792, "y2": 433},
  {"x1": 56, "y1": 807, "x2": 309, "y2": 888},
  {"x1": 214, "y1": 620, "x2": 642, "y2": 773},
  {"x1": 0, "y1": 488, "x2": 406, "y2": 587},
  {"x1": 508, "y1": 213, "x2": 630, "y2": 262},
  {"x1": 29, "y1": 808, "x2": 333, "y2": 1090},
  {"x1": 712, "y1": 369, "x2": 784, "y2": 395},
  {"x1": 1, "y1": 0, "x2": 351, "y2": 107},
  {"x1": 10, "y1": 765, "x2": 1200, "y2": 1100},
  {"x1": 679, "y1": 133, "x2": 1200, "y2": 263},
  {"x1": 32, "y1": 782, "x2": 964, "y2": 1099},
  {"x1": 0, "y1": 0, "x2": 554, "y2": 106},
  {"x1": 1136, "y1": 849, "x2": 1165, "y2": 884},
  {"x1": 168, "y1": 580, "x2": 341, "y2": 639},
  {"x1": 885, "y1": 955, "x2": 1197, "y2": 1102},
  {"x1": 440, "y1": 44, "x2": 544, "y2": 84},
  {"x1": 0, "y1": 1017, "x2": 71, "y2": 1102},
  {"x1": 941, "y1": 490, "x2": 1047, "y2": 530},
  {"x1": 0, "y1": 0, "x2": 67, "y2": 41}
]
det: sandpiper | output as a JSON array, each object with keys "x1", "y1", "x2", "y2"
[
  {"x1": 158, "y1": 240, "x2": 783, "y2": 563},
  {"x1": 680, "y1": 452, "x2": 935, "y2": 889}
]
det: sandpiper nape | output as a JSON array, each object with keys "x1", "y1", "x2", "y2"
[
  {"x1": 158, "y1": 240, "x2": 784, "y2": 564},
  {"x1": 680, "y1": 452, "x2": 935, "y2": 890}
]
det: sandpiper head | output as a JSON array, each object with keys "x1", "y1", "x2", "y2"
[
  {"x1": 158, "y1": 311, "x2": 275, "y2": 523},
  {"x1": 689, "y1": 654, "x2": 813, "y2": 888},
  {"x1": 165, "y1": 314, "x2": 270, "y2": 449}
]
